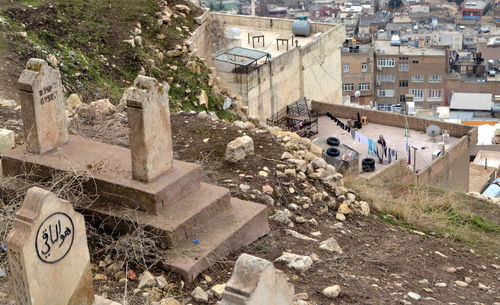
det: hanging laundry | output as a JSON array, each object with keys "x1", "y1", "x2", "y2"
[
  {"x1": 351, "y1": 129, "x2": 356, "y2": 140},
  {"x1": 388, "y1": 148, "x2": 398, "y2": 163},
  {"x1": 368, "y1": 139, "x2": 377, "y2": 156}
]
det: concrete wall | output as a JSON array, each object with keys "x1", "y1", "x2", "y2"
[
  {"x1": 312, "y1": 102, "x2": 478, "y2": 192},
  {"x1": 209, "y1": 14, "x2": 345, "y2": 121},
  {"x1": 366, "y1": 158, "x2": 417, "y2": 184},
  {"x1": 187, "y1": 9, "x2": 213, "y2": 64}
]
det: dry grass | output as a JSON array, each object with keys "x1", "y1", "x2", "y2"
[{"x1": 347, "y1": 177, "x2": 500, "y2": 256}]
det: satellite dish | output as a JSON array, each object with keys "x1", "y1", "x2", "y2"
[
  {"x1": 354, "y1": 90, "x2": 361, "y2": 98},
  {"x1": 426, "y1": 124, "x2": 441, "y2": 142}
]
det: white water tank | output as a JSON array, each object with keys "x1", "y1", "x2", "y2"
[{"x1": 292, "y1": 20, "x2": 312, "y2": 37}]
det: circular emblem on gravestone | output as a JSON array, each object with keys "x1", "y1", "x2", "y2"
[{"x1": 35, "y1": 212, "x2": 75, "y2": 264}]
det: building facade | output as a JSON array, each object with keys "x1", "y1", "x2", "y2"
[
  {"x1": 341, "y1": 43, "x2": 375, "y2": 105},
  {"x1": 373, "y1": 41, "x2": 447, "y2": 110}
]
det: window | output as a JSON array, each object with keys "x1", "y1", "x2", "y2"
[
  {"x1": 377, "y1": 104, "x2": 393, "y2": 111},
  {"x1": 376, "y1": 74, "x2": 395, "y2": 82},
  {"x1": 429, "y1": 89, "x2": 442, "y2": 100},
  {"x1": 399, "y1": 80, "x2": 408, "y2": 87},
  {"x1": 412, "y1": 60, "x2": 419, "y2": 64},
  {"x1": 342, "y1": 83, "x2": 354, "y2": 91},
  {"x1": 399, "y1": 57, "x2": 408, "y2": 60},
  {"x1": 359, "y1": 83, "x2": 370, "y2": 91},
  {"x1": 399, "y1": 62, "x2": 409, "y2": 71},
  {"x1": 400, "y1": 95, "x2": 406, "y2": 102},
  {"x1": 411, "y1": 74, "x2": 424, "y2": 82},
  {"x1": 377, "y1": 58, "x2": 395, "y2": 68},
  {"x1": 411, "y1": 89, "x2": 424, "y2": 101},
  {"x1": 429, "y1": 74, "x2": 442, "y2": 83},
  {"x1": 377, "y1": 89, "x2": 395, "y2": 97},
  {"x1": 361, "y1": 63, "x2": 368, "y2": 73},
  {"x1": 343, "y1": 64, "x2": 350, "y2": 72}
]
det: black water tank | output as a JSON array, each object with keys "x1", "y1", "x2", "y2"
[
  {"x1": 361, "y1": 158, "x2": 375, "y2": 172},
  {"x1": 326, "y1": 137, "x2": 340, "y2": 146}
]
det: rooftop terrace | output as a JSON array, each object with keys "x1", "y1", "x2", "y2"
[{"x1": 374, "y1": 40, "x2": 446, "y2": 56}]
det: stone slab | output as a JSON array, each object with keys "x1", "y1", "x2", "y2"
[
  {"x1": 86, "y1": 183, "x2": 231, "y2": 248},
  {"x1": 0, "y1": 128, "x2": 15, "y2": 154},
  {"x1": 1, "y1": 135, "x2": 201, "y2": 214},
  {"x1": 162, "y1": 198, "x2": 269, "y2": 282},
  {"x1": 124, "y1": 76, "x2": 173, "y2": 182},
  {"x1": 6, "y1": 187, "x2": 94, "y2": 305},
  {"x1": 18, "y1": 58, "x2": 68, "y2": 154},
  {"x1": 220, "y1": 253, "x2": 294, "y2": 305}
]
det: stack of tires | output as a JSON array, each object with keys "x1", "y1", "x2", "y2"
[
  {"x1": 324, "y1": 137, "x2": 340, "y2": 166},
  {"x1": 361, "y1": 158, "x2": 375, "y2": 172}
]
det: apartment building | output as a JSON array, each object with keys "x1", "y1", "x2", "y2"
[
  {"x1": 373, "y1": 40, "x2": 447, "y2": 110},
  {"x1": 341, "y1": 42, "x2": 375, "y2": 105}
]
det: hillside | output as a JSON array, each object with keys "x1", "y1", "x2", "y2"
[{"x1": 0, "y1": 1, "x2": 499, "y2": 305}]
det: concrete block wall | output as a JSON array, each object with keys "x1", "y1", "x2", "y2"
[
  {"x1": 312, "y1": 102, "x2": 478, "y2": 192},
  {"x1": 366, "y1": 159, "x2": 417, "y2": 184},
  {"x1": 187, "y1": 9, "x2": 213, "y2": 64}
]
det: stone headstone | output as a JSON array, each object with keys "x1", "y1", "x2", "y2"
[
  {"x1": 18, "y1": 59, "x2": 68, "y2": 154},
  {"x1": 219, "y1": 254, "x2": 294, "y2": 305},
  {"x1": 124, "y1": 75, "x2": 173, "y2": 182},
  {"x1": 6, "y1": 187, "x2": 94, "y2": 305}
]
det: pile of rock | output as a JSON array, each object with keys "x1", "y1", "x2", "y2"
[{"x1": 467, "y1": 192, "x2": 500, "y2": 207}]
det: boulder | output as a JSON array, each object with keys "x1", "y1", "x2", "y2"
[
  {"x1": 88, "y1": 99, "x2": 115, "y2": 120},
  {"x1": 174, "y1": 4, "x2": 191, "y2": 14},
  {"x1": 322, "y1": 285, "x2": 341, "y2": 299},
  {"x1": 66, "y1": 93, "x2": 82, "y2": 114},
  {"x1": 275, "y1": 252, "x2": 313, "y2": 272},
  {"x1": 191, "y1": 286, "x2": 209, "y2": 303},
  {"x1": 319, "y1": 238, "x2": 344, "y2": 254},
  {"x1": 225, "y1": 136, "x2": 254, "y2": 162},
  {"x1": 167, "y1": 49, "x2": 182, "y2": 57},
  {"x1": 310, "y1": 157, "x2": 327, "y2": 169}
]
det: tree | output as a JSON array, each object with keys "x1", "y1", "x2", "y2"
[{"x1": 388, "y1": 0, "x2": 403, "y2": 9}]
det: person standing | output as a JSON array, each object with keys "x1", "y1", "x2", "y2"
[{"x1": 376, "y1": 135, "x2": 387, "y2": 164}]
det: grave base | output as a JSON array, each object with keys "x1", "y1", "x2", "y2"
[{"x1": 1, "y1": 135, "x2": 202, "y2": 215}]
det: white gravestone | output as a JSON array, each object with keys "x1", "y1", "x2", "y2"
[
  {"x1": 18, "y1": 58, "x2": 69, "y2": 154},
  {"x1": 6, "y1": 187, "x2": 94, "y2": 305},
  {"x1": 124, "y1": 75, "x2": 173, "y2": 182},
  {"x1": 219, "y1": 253, "x2": 294, "y2": 305}
]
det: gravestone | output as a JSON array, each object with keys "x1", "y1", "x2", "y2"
[
  {"x1": 219, "y1": 254, "x2": 294, "y2": 305},
  {"x1": 124, "y1": 75, "x2": 173, "y2": 182},
  {"x1": 18, "y1": 58, "x2": 68, "y2": 154},
  {"x1": 6, "y1": 187, "x2": 94, "y2": 305}
]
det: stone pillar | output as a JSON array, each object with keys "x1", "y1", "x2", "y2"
[
  {"x1": 219, "y1": 253, "x2": 294, "y2": 305},
  {"x1": 6, "y1": 187, "x2": 94, "y2": 305},
  {"x1": 18, "y1": 58, "x2": 69, "y2": 154},
  {"x1": 124, "y1": 75, "x2": 173, "y2": 182}
]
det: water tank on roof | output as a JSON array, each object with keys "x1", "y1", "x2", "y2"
[{"x1": 292, "y1": 20, "x2": 312, "y2": 37}]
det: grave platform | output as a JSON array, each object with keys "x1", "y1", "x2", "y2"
[
  {"x1": 1, "y1": 135, "x2": 202, "y2": 215},
  {"x1": 1, "y1": 135, "x2": 270, "y2": 282}
]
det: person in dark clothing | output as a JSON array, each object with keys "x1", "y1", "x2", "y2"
[{"x1": 376, "y1": 135, "x2": 387, "y2": 164}]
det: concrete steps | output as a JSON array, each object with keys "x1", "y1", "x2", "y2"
[{"x1": 161, "y1": 198, "x2": 269, "y2": 281}]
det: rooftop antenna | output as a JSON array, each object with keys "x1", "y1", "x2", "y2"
[{"x1": 426, "y1": 124, "x2": 441, "y2": 143}]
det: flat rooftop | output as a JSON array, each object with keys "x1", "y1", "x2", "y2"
[
  {"x1": 374, "y1": 40, "x2": 446, "y2": 56},
  {"x1": 226, "y1": 25, "x2": 315, "y2": 58},
  {"x1": 313, "y1": 116, "x2": 459, "y2": 176}
]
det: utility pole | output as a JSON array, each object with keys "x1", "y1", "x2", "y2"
[{"x1": 251, "y1": 0, "x2": 256, "y2": 16}]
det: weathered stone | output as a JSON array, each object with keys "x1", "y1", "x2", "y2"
[
  {"x1": 66, "y1": 93, "x2": 82, "y2": 114},
  {"x1": 156, "y1": 275, "x2": 168, "y2": 289},
  {"x1": 124, "y1": 75, "x2": 173, "y2": 182},
  {"x1": 285, "y1": 229, "x2": 318, "y2": 242},
  {"x1": 281, "y1": 152, "x2": 294, "y2": 160},
  {"x1": 89, "y1": 99, "x2": 115, "y2": 120},
  {"x1": 338, "y1": 203, "x2": 352, "y2": 215},
  {"x1": 174, "y1": 4, "x2": 191, "y2": 14},
  {"x1": 288, "y1": 159, "x2": 307, "y2": 172},
  {"x1": 138, "y1": 271, "x2": 157, "y2": 289},
  {"x1": 186, "y1": 61, "x2": 201, "y2": 75},
  {"x1": 309, "y1": 143, "x2": 323, "y2": 157},
  {"x1": 18, "y1": 58, "x2": 69, "y2": 154},
  {"x1": 167, "y1": 50, "x2": 182, "y2": 57},
  {"x1": 322, "y1": 285, "x2": 341, "y2": 299},
  {"x1": 0, "y1": 129, "x2": 15, "y2": 154},
  {"x1": 319, "y1": 238, "x2": 344, "y2": 254},
  {"x1": 275, "y1": 252, "x2": 313, "y2": 272},
  {"x1": 310, "y1": 157, "x2": 327, "y2": 169},
  {"x1": 198, "y1": 90, "x2": 209, "y2": 108},
  {"x1": 220, "y1": 254, "x2": 294, "y2": 305},
  {"x1": 225, "y1": 136, "x2": 254, "y2": 162},
  {"x1": 159, "y1": 298, "x2": 181, "y2": 305},
  {"x1": 210, "y1": 284, "x2": 226, "y2": 298},
  {"x1": 270, "y1": 209, "x2": 293, "y2": 224},
  {"x1": 6, "y1": 187, "x2": 94, "y2": 305},
  {"x1": 191, "y1": 286, "x2": 208, "y2": 303}
]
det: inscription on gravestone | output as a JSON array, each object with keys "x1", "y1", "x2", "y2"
[
  {"x1": 18, "y1": 58, "x2": 68, "y2": 154},
  {"x1": 6, "y1": 187, "x2": 94, "y2": 305},
  {"x1": 35, "y1": 212, "x2": 74, "y2": 263}
]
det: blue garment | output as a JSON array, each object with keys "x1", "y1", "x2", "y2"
[{"x1": 368, "y1": 139, "x2": 377, "y2": 156}]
